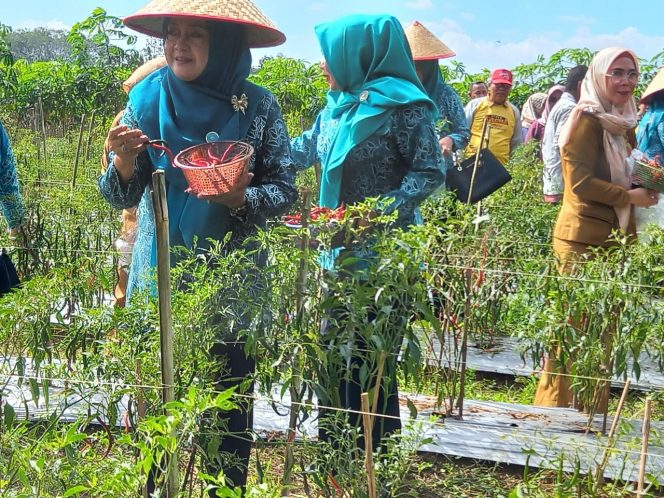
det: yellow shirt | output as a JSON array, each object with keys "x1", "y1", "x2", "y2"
[{"x1": 465, "y1": 99, "x2": 518, "y2": 165}]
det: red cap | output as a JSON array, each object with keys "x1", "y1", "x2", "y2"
[{"x1": 490, "y1": 68, "x2": 513, "y2": 85}]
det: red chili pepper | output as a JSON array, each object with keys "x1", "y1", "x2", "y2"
[
  {"x1": 149, "y1": 142, "x2": 175, "y2": 165},
  {"x1": 208, "y1": 144, "x2": 222, "y2": 163},
  {"x1": 190, "y1": 158, "x2": 211, "y2": 167}
]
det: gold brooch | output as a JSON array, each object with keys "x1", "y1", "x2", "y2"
[{"x1": 231, "y1": 93, "x2": 249, "y2": 114}]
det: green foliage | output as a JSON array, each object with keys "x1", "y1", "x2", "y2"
[{"x1": 250, "y1": 56, "x2": 328, "y2": 136}]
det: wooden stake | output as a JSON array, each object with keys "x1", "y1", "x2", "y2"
[
  {"x1": 71, "y1": 114, "x2": 85, "y2": 189},
  {"x1": 637, "y1": 397, "x2": 652, "y2": 496},
  {"x1": 593, "y1": 379, "x2": 630, "y2": 493},
  {"x1": 282, "y1": 189, "x2": 311, "y2": 495},
  {"x1": 84, "y1": 111, "x2": 96, "y2": 161},
  {"x1": 361, "y1": 393, "x2": 377, "y2": 498},
  {"x1": 150, "y1": 170, "x2": 179, "y2": 497},
  {"x1": 38, "y1": 96, "x2": 47, "y2": 167},
  {"x1": 456, "y1": 268, "x2": 472, "y2": 418}
]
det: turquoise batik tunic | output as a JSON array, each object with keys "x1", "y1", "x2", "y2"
[
  {"x1": 637, "y1": 100, "x2": 664, "y2": 162},
  {"x1": 0, "y1": 121, "x2": 25, "y2": 229},
  {"x1": 418, "y1": 60, "x2": 469, "y2": 169},
  {"x1": 99, "y1": 90, "x2": 297, "y2": 301},
  {"x1": 291, "y1": 102, "x2": 445, "y2": 229}
]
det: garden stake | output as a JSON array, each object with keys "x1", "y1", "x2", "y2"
[
  {"x1": 84, "y1": 111, "x2": 96, "y2": 161},
  {"x1": 150, "y1": 170, "x2": 179, "y2": 497},
  {"x1": 360, "y1": 392, "x2": 378, "y2": 498},
  {"x1": 592, "y1": 379, "x2": 630, "y2": 493},
  {"x1": 282, "y1": 189, "x2": 311, "y2": 495},
  {"x1": 38, "y1": 96, "x2": 47, "y2": 167},
  {"x1": 637, "y1": 397, "x2": 653, "y2": 495},
  {"x1": 456, "y1": 268, "x2": 472, "y2": 418},
  {"x1": 371, "y1": 352, "x2": 387, "y2": 428},
  {"x1": 71, "y1": 114, "x2": 85, "y2": 189}
]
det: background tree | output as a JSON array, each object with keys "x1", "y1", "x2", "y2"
[{"x1": 8, "y1": 28, "x2": 72, "y2": 62}]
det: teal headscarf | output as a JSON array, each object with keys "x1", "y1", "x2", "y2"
[
  {"x1": 314, "y1": 14, "x2": 436, "y2": 208},
  {"x1": 129, "y1": 21, "x2": 259, "y2": 254}
]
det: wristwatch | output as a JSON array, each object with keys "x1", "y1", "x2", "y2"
[{"x1": 229, "y1": 201, "x2": 248, "y2": 219}]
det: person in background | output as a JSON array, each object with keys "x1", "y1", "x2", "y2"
[
  {"x1": 101, "y1": 57, "x2": 167, "y2": 308},
  {"x1": 0, "y1": 120, "x2": 26, "y2": 238},
  {"x1": 637, "y1": 66, "x2": 664, "y2": 161},
  {"x1": 541, "y1": 65, "x2": 588, "y2": 203},
  {"x1": 535, "y1": 47, "x2": 657, "y2": 412},
  {"x1": 404, "y1": 20, "x2": 469, "y2": 165},
  {"x1": 525, "y1": 84, "x2": 565, "y2": 145},
  {"x1": 99, "y1": 0, "x2": 297, "y2": 491},
  {"x1": 464, "y1": 68, "x2": 522, "y2": 166},
  {"x1": 304, "y1": 13, "x2": 445, "y2": 460},
  {"x1": 520, "y1": 92, "x2": 547, "y2": 140},
  {"x1": 469, "y1": 80, "x2": 488, "y2": 100}
]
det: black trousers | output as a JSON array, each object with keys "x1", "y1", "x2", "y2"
[
  {"x1": 146, "y1": 340, "x2": 255, "y2": 496},
  {"x1": 202, "y1": 340, "x2": 256, "y2": 491},
  {"x1": 318, "y1": 313, "x2": 403, "y2": 453}
]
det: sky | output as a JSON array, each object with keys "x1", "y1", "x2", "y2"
[{"x1": 2, "y1": 0, "x2": 663, "y2": 72}]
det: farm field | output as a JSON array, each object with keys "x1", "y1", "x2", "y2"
[{"x1": 2, "y1": 10, "x2": 664, "y2": 498}]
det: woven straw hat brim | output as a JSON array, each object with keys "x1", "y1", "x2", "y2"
[
  {"x1": 122, "y1": 57, "x2": 167, "y2": 93},
  {"x1": 641, "y1": 66, "x2": 664, "y2": 103},
  {"x1": 404, "y1": 21, "x2": 455, "y2": 61},
  {"x1": 123, "y1": 0, "x2": 286, "y2": 48}
]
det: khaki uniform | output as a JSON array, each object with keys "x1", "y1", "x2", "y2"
[{"x1": 535, "y1": 113, "x2": 636, "y2": 413}]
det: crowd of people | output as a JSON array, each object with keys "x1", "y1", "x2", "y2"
[{"x1": 2, "y1": 0, "x2": 664, "y2": 492}]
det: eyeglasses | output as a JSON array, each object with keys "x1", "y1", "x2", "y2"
[
  {"x1": 164, "y1": 25, "x2": 209, "y2": 46},
  {"x1": 605, "y1": 69, "x2": 639, "y2": 83}
]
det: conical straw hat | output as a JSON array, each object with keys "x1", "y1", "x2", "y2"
[
  {"x1": 404, "y1": 21, "x2": 455, "y2": 61},
  {"x1": 122, "y1": 57, "x2": 167, "y2": 94},
  {"x1": 641, "y1": 66, "x2": 664, "y2": 103},
  {"x1": 124, "y1": 0, "x2": 286, "y2": 48}
]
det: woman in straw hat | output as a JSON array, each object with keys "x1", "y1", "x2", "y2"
[
  {"x1": 535, "y1": 47, "x2": 658, "y2": 412},
  {"x1": 299, "y1": 14, "x2": 444, "y2": 462},
  {"x1": 99, "y1": 0, "x2": 297, "y2": 491},
  {"x1": 404, "y1": 21, "x2": 469, "y2": 165},
  {"x1": 637, "y1": 66, "x2": 664, "y2": 164}
]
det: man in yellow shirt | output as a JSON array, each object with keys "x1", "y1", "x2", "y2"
[{"x1": 464, "y1": 68, "x2": 522, "y2": 165}]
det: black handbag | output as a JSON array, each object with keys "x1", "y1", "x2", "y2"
[
  {"x1": 446, "y1": 115, "x2": 512, "y2": 204},
  {"x1": 0, "y1": 249, "x2": 20, "y2": 296},
  {"x1": 446, "y1": 148, "x2": 512, "y2": 204}
]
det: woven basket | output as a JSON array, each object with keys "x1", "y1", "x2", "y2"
[
  {"x1": 632, "y1": 160, "x2": 664, "y2": 193},
  {"x1": 174, "y1": 141, "x2": 253, "y2": 196}
]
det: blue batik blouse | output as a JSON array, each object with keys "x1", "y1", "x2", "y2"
[
  {"x1": 99, "y1": 92, "x2": 297, "y2": 301},
  {"x1": 0, "y1": 121, "x2": 25, "y2": 229}
]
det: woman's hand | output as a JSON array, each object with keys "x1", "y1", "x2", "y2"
[
  {"x1": 189, "y1": 171, "x2": 254, "y2": 208},
  {"x1": 439, "y1": 136, "x2": 454, "y2": 156},
  {"x1": 628, "y1": 187, "x2": 659, "y2": 208},
  {"x1": 107, "y1": 125, "x2": 149, "y2": 182}
]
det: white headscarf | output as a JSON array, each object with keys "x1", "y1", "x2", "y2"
[{"x1": 559, "y1": 47, "x2": 639, "y2": 231}]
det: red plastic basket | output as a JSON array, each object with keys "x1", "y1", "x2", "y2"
[{"x1": 173, "y1": 141, "x2": 253, "y2": 196}]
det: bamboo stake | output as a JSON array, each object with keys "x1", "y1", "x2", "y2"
[
  {"x1": 38, "y1": 96, "x2": 47, "y2": 167},
  {"x1": 84, "y1": 111, "x2": 96, "y2": 161},
  {"x1": 637, "y1": 397, "x2": 653, "y2": 496},
  {"x1": 371, "y1": 352, "x2": 387, "y2": 428},
  {"x1": 150, "y1": 170, "x2": 179, "y2": 497},
  {"x1": 282, "y1": 189, "x2": 311, "y2": 495},
  {"x1": 593, "y1": 379, "x2": 630, "y2": 493},
  {"x1": 456, "y1": 268, "x2": 472, "y2": 418},
  {"x1": 361, "y1": 393, "x2": 378, "y2": 498},
  {"x1": 71, "y1": 114, "x2": 85, "y2": 189}
]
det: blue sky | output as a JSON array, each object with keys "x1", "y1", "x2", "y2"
[{"x1": 3, "y1": 0, "x2": 663, "y2": 71}]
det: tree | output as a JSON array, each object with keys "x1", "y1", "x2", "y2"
[{"x1": 8, "y1": 28, "x2": 72, "y2": 62}]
